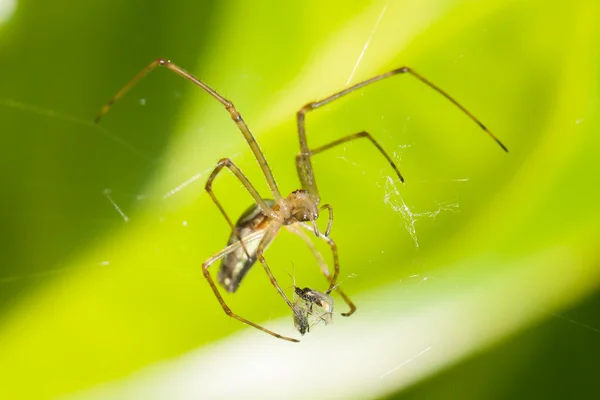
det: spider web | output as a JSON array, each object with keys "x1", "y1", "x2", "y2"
[{"x1": 381, "y1": 175, "x2": 460, "y2": 248}]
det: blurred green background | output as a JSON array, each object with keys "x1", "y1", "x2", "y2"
[{"x1": 0, "y1": 0, "x2": 598, "y2": 398}]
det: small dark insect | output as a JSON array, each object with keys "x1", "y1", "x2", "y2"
[
  {"x1": 292, "y1": 286, "x2": 335, "y2": 335},
  {"x1": 95, "y1": 58, "x2": 508, "y2": 342},
  {"x1": 292, "y1": 307, "x2": 310, "y2": 336}
]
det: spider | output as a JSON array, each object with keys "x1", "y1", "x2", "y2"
[{"x1": 95, "y1": 58, "x2": 508, "y2": 343}]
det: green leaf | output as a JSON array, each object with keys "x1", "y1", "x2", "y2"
[{"x1": 0, "y1": 0, "x2": 598, "y2": 399}]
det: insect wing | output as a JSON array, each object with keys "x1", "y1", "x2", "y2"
[{"x1": 308, "y1": 290, "x2": 334, "y2": 325}]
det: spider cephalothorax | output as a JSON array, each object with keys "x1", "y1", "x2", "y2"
[{"x1": 284, "y1": 189, "x2": 319, "y2": 224}]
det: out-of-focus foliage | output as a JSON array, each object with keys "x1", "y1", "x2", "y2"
[{"x1": 0, "y1": 0, "x2": 598, "y2": 399}]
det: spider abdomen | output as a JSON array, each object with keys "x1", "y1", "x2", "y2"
[{"x1": 218, "y1": 199, "x2": 276, "y2": 292}]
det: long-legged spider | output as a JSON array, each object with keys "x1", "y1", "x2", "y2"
[{"x1": 95, "y1": 58, "x2": 508, "y2": 342}]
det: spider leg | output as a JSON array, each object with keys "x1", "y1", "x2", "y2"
[
  {"x1": 256, "y1": 223, "x2": 296, "y2": 311},
  {"x1": 202, "y1": 231, "x2": 299, "y2": 342},
  {"x1": 205, "y1": 157, "x2": 279, "y2": 259},
  {"x1": 296, "y1": 66, "x2": 508, "y2": 201},
  {"x1": 313, "y1": 230, "x2": 356, "y2": 317},
  {"x1": 285, "y1": 224, "x2": 356, "y2": 317},
  {"x1": 94, "y1": 58, "x2": 284, "y2": 202},
  {"x1": 320, "y1": 203, "x2": 333, "y2": 237},
  {"x1": 296, "y1": 130, "x2": 404, "y2": 189}
]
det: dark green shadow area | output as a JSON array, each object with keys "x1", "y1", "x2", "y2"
[
  {"x1": 0, "y1": 0, "x2": 217, "y2": 314},
  {"x1": 384, "y1": 287, "x2": 600, "y2": 400}
]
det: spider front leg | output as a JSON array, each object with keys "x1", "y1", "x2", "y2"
[
  {"x1": 318, "y1": 234, "x2": 356, "y2": 316},
  {"x1": 286, "y1": 224, "x2": 356, "y2": 316},
  {"x1": 205, "y1": 158, "x2": 279, "y2": 260},
  {"x1": 202, "y1": 235, "x2": 299, "y2": 342},
  {"x1": 299, "y1": 223, "x2": 355, "y2": 316}
]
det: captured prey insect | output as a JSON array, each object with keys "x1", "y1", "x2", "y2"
[
  {"x1": 287, "y1": 266, "x2": 335, "y2": 335},
  {"x1": 292, "y1": 286, "x2": 335, "y2": 336},
  {"x1": 95, "y1": 58, "x2": 508, "y2": 342}
]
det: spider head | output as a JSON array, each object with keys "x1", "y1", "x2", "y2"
[{"x1": 286, "y1": 189, "x2": 319, "y2": 223}]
